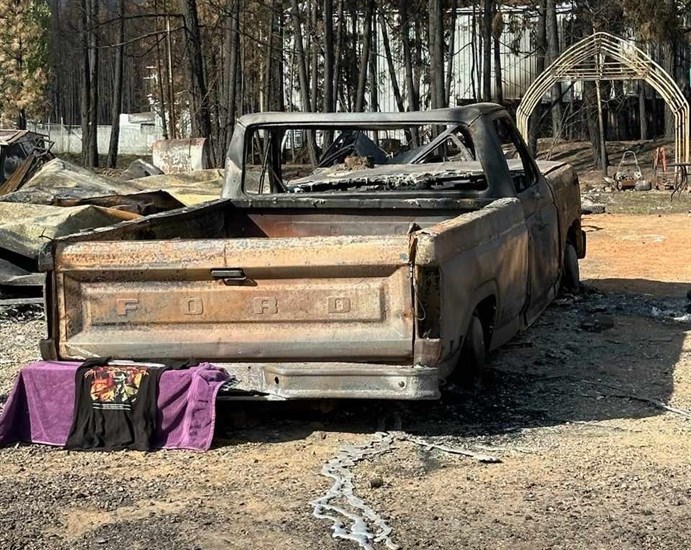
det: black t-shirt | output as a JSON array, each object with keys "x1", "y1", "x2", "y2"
[{"x1": 65, "y1": 359, "x2": 168, "y2": 451}]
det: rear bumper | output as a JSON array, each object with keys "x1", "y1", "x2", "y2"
[{"x1": 216, "y1": 361, "x2": 441, "y2": 400}]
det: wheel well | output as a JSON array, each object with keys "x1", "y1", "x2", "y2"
[
  {"x1": 474, "y1": 295, "x2": 497, "y2": 351},
  {"x1": 566, "y1": 219, "x2": 586, "y2": 259}
]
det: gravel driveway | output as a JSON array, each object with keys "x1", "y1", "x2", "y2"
[{"x1": 0, "y1": 212, "x2": 689, "y2": 549}]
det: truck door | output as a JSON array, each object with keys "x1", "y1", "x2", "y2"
[{"x1": 491, "y1": 117, "x2": 561, "y2": 324}]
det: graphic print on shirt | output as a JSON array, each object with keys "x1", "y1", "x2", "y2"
[{"x1": 85, "y1": 366, "x2": 149, "y2": 410}]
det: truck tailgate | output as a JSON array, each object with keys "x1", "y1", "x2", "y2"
[{"x1": 49, "y1": 236, "x2": 414, "y2": 361}]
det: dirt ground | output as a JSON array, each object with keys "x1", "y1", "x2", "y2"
[{"x1": 0, "y1": 203, "x2": 690, "y2": 549}]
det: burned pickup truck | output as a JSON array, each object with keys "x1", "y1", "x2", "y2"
[{"x1": 39, "y1": 104, "x2": 585, "y2": 400}]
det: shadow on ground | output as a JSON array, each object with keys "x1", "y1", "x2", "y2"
[{"x1": 213, "y1": 279, "x2": 691, "y2": 447}]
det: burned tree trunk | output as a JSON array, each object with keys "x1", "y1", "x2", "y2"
[
  {"x1": 221, "y1": 0, "x2": 240, "y2": 154},
  {"x1": 88, "y1": 0, "x2": 99, "y2": 167},
  {"x1": 106, "y1": 0, "x2": 125, "y2": 169},
  {"x1": 380, "y1": 13, "x2": 405, "y2": 112},
  {"x1": 583, "y1": 81, "x2": 608, "y2": 171},
  {"x1": 492, "y1": 8, "x2": 503, "y2": 104},
  {"x1": 290, "y1": 0, "x2": 318, "y2": 164},
  {"x1": 429, "y1": 0, "x2": 445, "y2": 110},
  {"x1": 470, "y1": 2, "x2": 479, "y2": 101},
  {"x1": 323, "y1": 0, "x2": 334, "y2": 145},
  {"x1": 445, "y1": 0, "x2": 457, "y2": 105},
  {"x1": 482, "y1": 0, "x2": 492, "y2": 101},
  {"x1": 80, "y1": 0, "x2": 99, "y2": 167},
  {"x1": 155, "y1": 20, "x2": 169, "y2": 141},
  {"x1": 639, "y1": 81, "x2": 647, "y2": 140},
  {"x1": 309, "y1": 0, "x2": 318, "y2": 115},
  {"x1": 546, "y1": 0, "x2": 562, "y2": 139},
  {"x1": 368, "y1": 17, "x2": 378, "y2": 114},
  {"x1": 180, "y1": 0, "x2": 212, "y2": 150},
  {"x1": 80, "y1": 0, "x2": 91, "y2": 167},
  {"x1": 265, "y1": 0, "x2": 284, "y2": 113},
  {"x1": 323, "y1": 0, "x2": 334, "y2": 112},
  {"x1": 399, "y1": 0, "x2": 419, "y2": 113},
  {"x1": 662, "y1": 43, "x2": 676, "y2": 139},
  {"x1": 332, "y1": 0, "x2": 344, "y2": 111},
  {"x1": 166, "y1": 16, "x2": 177, "y2": 139},
  {"x1": 528, "y1": 0, "x2": 546, "y2": 155},
  {"x1": 355, "y1": 0, "x2": 375, "y2": 112}
]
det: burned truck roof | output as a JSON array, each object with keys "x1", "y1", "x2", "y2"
[
  {"x1": 234, "y1": 103, "x2": 506, "y2": 130},
  {"x1": 223, "y1": 103, "x2": 530, "y2": 200}
]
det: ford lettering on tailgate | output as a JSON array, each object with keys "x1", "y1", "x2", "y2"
[{"x1": 87, "y1": 282, "x2": 385, "y2": 325}]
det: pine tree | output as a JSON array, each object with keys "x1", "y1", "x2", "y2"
[{"x1": 0, "y1": 0, "x2": 51, "y2": 128}]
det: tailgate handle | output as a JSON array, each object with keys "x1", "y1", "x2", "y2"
[{"x1": 211, "y1": 268, "x2": 248, "y2": 285}]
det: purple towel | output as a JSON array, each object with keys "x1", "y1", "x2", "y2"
[{"x1": 0, "y1": 361, "x2": 229, "y2": 451}]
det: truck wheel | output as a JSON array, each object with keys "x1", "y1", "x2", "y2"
[
  {"x1": 456, "y1": 313, "x2": 486, "y2": 385},
  {"x1": 562, "y1": 243, "x2": 580, "y2": 292}
]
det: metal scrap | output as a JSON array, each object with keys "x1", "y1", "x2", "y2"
[
  {"x1": 52, "y1": 190, "x2": 185, "y2": 216},
  {"x1": 0, "y1": 258, "x2": 44, "y2": 288},
  {"x1": 0, "y1": 202, "x2": 142, "y2": 289},
  {"x1": 0, "y1": 158, "x2": 141, "y2": 204},
  {"x1": 152, "y1": 138, "x2": 210, "y2": 174},
  {"x1": 0, "y1": 158, "x2": 221, "y2": 294},
  {"x1": 0, "y1": 129, "x2": 54, "y2": 196},
  {"x1": 613, "y1": 150, "x2": 646, "y2": 191},
  {"x1": 120, "y1": 159, "x2": 164, "y2": 181}
]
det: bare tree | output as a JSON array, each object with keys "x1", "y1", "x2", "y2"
[
  {"x1": 661, "y1": 0, "x2": 677, "y2": 139},
  {"x1": 290, "y1": 0, "x2": 318, "y2": 163},
  {"x1": 220, "y1": 0, "x2": 240, "y2": 155},
  {"x1": 638, "y1": 81, "x2": 647, "y2": 140},
  {"x1": 106, "y1": 0, "x2": 125, "y2": 168},
  {"x1": 546, "y1": 0, "x2": 562, "y2": 139},
  {"x1": 482, "y1": 0, "x2": 492, "y2": 101},
  {"x1": 180, "y1": 0, "x2": 212, "y2": 151},
  {"x1": 309, "y1": 0, "x2": 318, "y2": 115},
  {"x1": 332, "y1": 0, "x2": 344, "y2": 111},
  {"x1": 323, "y1": 0, "x2": 333, "y2": 112},
  {"x1": 399, "y1": 0, "x2": 419, "y2": 113},
  {"x1": 355, "y1": 0, "x2": 375, "y2": 112},
  {"x1": 79, "y1": 0, "x2": 90, "y2": 165},
  {"x1": 265, "y1": 0, "x2": 284, "y2": 112},
  {"x1": 528, "y1": 0, "x2": 546, "y2": 155},
  {"x1": 428, "y1": 0, "x2": 445, "y2": 109},
  {"x1": 492, "y1": 8, "x2": 503, "y2": 104},
  {"x1": 368, "y1": 12, "x2": 378, "y2": 115},
  {"x1": 165, "y1": 14, "x2": 177, "y2": 139},
  {"x1": 380, "y1": 12, "x2": 404, "y2": 112},
  {"x1": 79, "y1": 0, "x2": 98, "y2": 167},
  {"x1": 445, "y1": 0, "x2": 458, "y2": 106}
]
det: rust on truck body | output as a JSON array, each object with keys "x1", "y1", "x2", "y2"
[{"x1": 42, "y1": 104, "x2": 584, "y2": 400}]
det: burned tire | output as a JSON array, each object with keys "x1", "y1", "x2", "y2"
[
  {"x1": 562, "y1": 242, "x2": 580, "y2": 292},
  {"x1": 455, "y1": 313, "x2": 486, "y2": 386}
]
